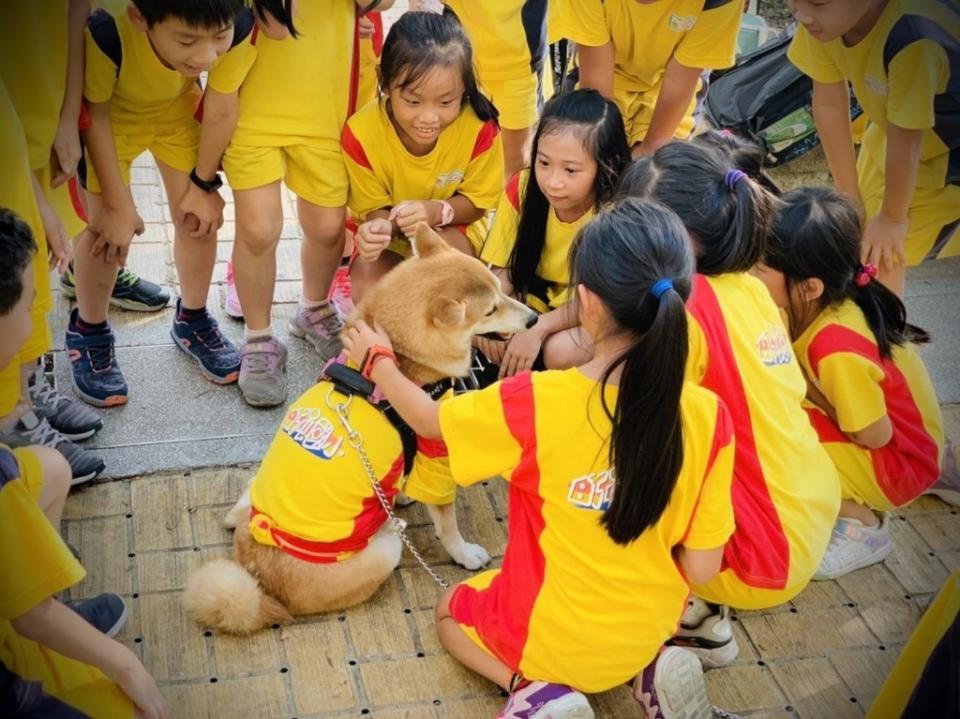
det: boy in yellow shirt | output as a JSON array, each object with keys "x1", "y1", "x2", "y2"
[
  {"x1": 71, "y1": 0, "x2": 250, "y2": 407},
  {"x1": 788, "y1": 0, "x2": 960, "y2": 296},
  {"x1": 551, "y1": 0, "x2": 742, "y2": 156}
]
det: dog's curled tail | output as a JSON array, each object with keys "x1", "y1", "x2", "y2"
[{"x1": 183, "y1": 558, "x2": 292, "y2": 635}]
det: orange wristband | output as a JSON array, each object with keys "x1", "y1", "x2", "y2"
[{"x1": 361, "y1": 345, "x2": 398, "y2": 380}]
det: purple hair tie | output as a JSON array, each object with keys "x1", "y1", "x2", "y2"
[{"x1": 725, "y1": 169, "x2": 748, "y2": 190}]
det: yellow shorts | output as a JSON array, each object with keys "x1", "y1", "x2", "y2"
[
  {"x1": 13, "y1": 445, "x2": 43, "y2": 501},
  {"x1": 385, "y1": 219, "x2": 487, "y2": 259},
  {"x1": 3, "y1": 627, "x2": 134, "y2": 718},
  {"x1": 22, "y1": 165, "x2": 52, "y2": 364},
  {"x1": 452, "y1": 569, "x2": 500, "y2": 659},
  {"x1": 0, "y1": 358, "x2": 19, "y2": 417},
  {"x1": 691, "y1": 568, "x2": 810, "y2": 611},
  {"x1": 18, "y1": 301, "x2": 53, "y2": 365},
  {"x1": 615, "y1": 83, "x2": 697, "y2": 148},
  {"x1": 481, "y1": 71, "x2": 541, "y2": 131},
  {"x1": 859, "y1": 152, "x2": 960, "y2": 265},
  {"x1": 222, "y1": 141, "x2": 348, "y2": 208},
  {"x1": 83, "y1": 122, "x2": 200, "y2": 194}
]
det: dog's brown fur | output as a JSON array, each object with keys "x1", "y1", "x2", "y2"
[{"x1": 184, "y1": 225, "x2": 536, "y2": 635}]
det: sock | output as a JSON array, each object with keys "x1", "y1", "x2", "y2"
[
  {"x1": 299, "y1": 295, "x2": 328, "y2": 311},
  {"x1": 244, "y1": 325, "x2": 272, "y2": 342},
  {"x1": 71, "y1": 314, "x2": 109, "y2": 335},
  {"x1": 508, "y1": 673, "x2": 529, "y2": 693},
  {"x1": 176, "y1": 304, "x2": 208, "y2": 322}
]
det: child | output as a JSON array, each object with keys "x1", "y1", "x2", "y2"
[
  {"x1": 758, "y1": 186, "x2": 944, "y2": 579},
  {"x1": 550, "y1": 0, "x2": 742, "y2": 157},
  {"x1": 619, "y1": 142, "x2": 840, "y2": 666},
  {"x1": 344, "y1": 199, "x2": 737, "y2": 719},
  {"x1": 0, "y1": 206, "x2": 166, "y2": 719},
  {"x1": 343, "y1": 11, "x2": 504, "y2": 303},
  {"x1": 480, "y1": 89, "x2": 631, "y2": 378},
  {"x1": 70, "y1": 0, "x2": 250, "y2": 407},
  {"x1": 788, "y1": 0, "x2": 960, "y2": 297}
]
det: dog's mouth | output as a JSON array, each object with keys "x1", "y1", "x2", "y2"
[{"x1": 478, "y1": 331, "x2": 509, "y2": 340}]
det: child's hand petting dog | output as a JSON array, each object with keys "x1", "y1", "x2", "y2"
[
  {"x1": 343, "y1": 320, "x2": 393, "y2": 368},
  {"x1": 355, "y1": 219, "x2": 394, "y2": 262},
  {"x1": 390, "y1": 200, "x2": 440, "y2": 237}
]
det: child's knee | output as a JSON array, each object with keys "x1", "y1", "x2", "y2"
[
  {"x1": 435, "y1": 585, "x2": 457, "y2": 622},
  {"x1": 299, "y1": 204, "x2": 347, "y2": 244},
  {"x1": 33, "y1": 446, "x2": 71, "y2": 498},
  {"x1": 236, "y1": 212, "x2": 284, "y2": 254}
]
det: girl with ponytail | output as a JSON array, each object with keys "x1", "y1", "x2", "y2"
[
  {"x1": 618, "y1": 141, "x2": 841, "y2": 666},
  {"x1": 343, "y1": 199, "x2": 738, "y2": 719},
  {"x1": 758, "y1": 186, "x2": 944, "y2": 581}
]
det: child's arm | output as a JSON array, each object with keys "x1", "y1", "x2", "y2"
[
  {"x1": 392, "y1": 194, "x2": 483, "y2": 237},
  {"x1": 861, "y1": 124, "x2": 922, "y2": 273},
  {"x1": 499, "y1": 301, "x2": 577, "y2": 378},
  {"x1": 12, "y1": 598, "x2": 167, "y2": 718},
  {"x1": 51, "y1": 0, "x2": 91, "y2": 188},
  {"x1": 804, "y1": 359, "x2": 893, "y2": 450},
  {"x1": 84, "y1": 101, "x2": 144, "y2": 265},
  {"x1": 634, "y1": 57, "x2": 703, "y2": 157},
  {"x1": 31, "y1": 172, "x2": 71, "y2": 272},
  {"x1": 811, "y1": 80, "x2": 861, "y2": 206},
  {"x1": 343, "y1": 320, "x2": 442, "y2": 438},
  {"x1": 176, "y1": 89, "x2": 238, "y2": 238},
  {"x1": 675, "y1": 546, "x2": 724, "y2": 586},
  {"x1": 577, "y1": 41, "x2": 616, "y2": 101}
]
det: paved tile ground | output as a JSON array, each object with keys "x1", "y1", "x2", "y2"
[{"x1": 52, "y1": 4, "x2": 960, "y2": 716}]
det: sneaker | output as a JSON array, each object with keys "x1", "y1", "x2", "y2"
[
  {"x1": 29, "y1": 364, "x2": 103, "y2": 441},
  {"x1": 238, "y1": 337, "x2": 288, "y2": 408},
  {"x1": 498, "y1": 681, "x2": 593, "y2": 719},
  {"x1": 224, "y1": 261, "x2": 244, "y2": 320},
  {"x1": 61, "y1": 264, "x2": 170, "y2": 312},
  {"x1": 66, "y1": 593, "x2": 128, "y2": 638},
  {"x1": 633, "y1": 647, "x2": 711, "y2": 719},
  {"x1": 669, "y1": 598, "x2": 739, "y2": 668},
  {"x1": 170, "y1": 301, "x2": 241, "y2": 384},
  {"x1": 0, "y1": 411, "x2": 105, "y2": 486},
  {"x1": 328, "y1": 262, "x2": 354, "y2": 316},
  {"x1": 924, "y1": 439, "x2": 960, "y2": 507},
  {"x1": 288, "y1": 302, "x2": 343, "y2": 359},
  {"x1": 65, "y1": 311, "x2": 128, "y2": 408},
  {"x1": 813, "y1": 514, "x2": 893, "y2": 581}
]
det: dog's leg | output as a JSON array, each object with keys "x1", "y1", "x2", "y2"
[
  {"x1": 425, "y1": 502, "x2": 490, "y2": 570},
  {"x1": 394, "y1": 491, "x2": 416, "y2": 508},
  {"x1": 223, "y1": 483, "x2": 253, "y2": 529}
]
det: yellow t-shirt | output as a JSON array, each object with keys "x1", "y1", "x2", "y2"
[
  {"x1": 209, "y1": 0, "x2": 356, "y2": 148},
  {"x1": 550, "y1": 0, "x2": 741, "y2": 93},
  {"x1": 788, "y1": 0, "x2": 960, "y2": 189},
  {"x1": 0, "y1": 0, "x2": 69, "y2": 170},
  {"x1": 686, "y1": 273, "x2": 839, "y2": 594},
  {"x1": 442, "y1": 370, "x2": 735, "y2": 692},
  {"x1": 794, "y1": 299, "x2": 944, "y2": 506},
  {"x1": 445, "y1": 0, "x2": 547, "y2": 80},
  {"x1": 480, "y1": 170, "x2": 592, "y2": 312},
  {"x1": 342, "y1": 97, "x2": 504, "y2": 220}
]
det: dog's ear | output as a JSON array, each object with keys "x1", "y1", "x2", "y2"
[
  {"x1": 430, "y1": 297, "x2": 466, "y2": 328},
  {"x1": 411, "y1": 222, "x2": 449, "y2": 258}
]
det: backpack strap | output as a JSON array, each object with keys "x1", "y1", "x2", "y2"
[{"x1": 87, "y1": 8, "x2": 122, "y2": 75}]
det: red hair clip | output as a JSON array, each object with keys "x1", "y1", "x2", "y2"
[{"x1": 854, "y1": 263, "x2": 878, "y2": 287}]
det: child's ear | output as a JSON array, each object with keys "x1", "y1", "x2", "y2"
[
  {"x1": 411, "y1": 223, "x2": 449, "y2": 258},
  {"x1": 799, "y1": 277, "x2": 825, "y2": 303},
  {"x1": 127, "y1": 3, "x2": 149, "y2": 31}
]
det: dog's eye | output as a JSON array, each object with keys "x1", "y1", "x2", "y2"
[{"x1": 485, "y1": 306, "x2": 498, "y2": 317}]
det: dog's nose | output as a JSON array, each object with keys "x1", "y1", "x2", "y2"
[{"x1": 525, "y1": 313, "x2": 538, "y2": 329}]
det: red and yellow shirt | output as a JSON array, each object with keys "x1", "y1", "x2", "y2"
[
  {"x1": 795, "y1": 299, "x2": 943, "y2": 507},
  {"x1": 686, "y1": 273, "x2": 839, "y2": 597},
  {"x1": 443, "y1": 369, "x2": 735, "y2": 692}
]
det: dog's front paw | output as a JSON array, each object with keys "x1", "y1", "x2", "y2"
[
  {"x1": 448, "y1": 541, "x2": 491, "y2": 571},
  {"x1": 394, "y1": 492, "x2": 416, "y2": 507}
]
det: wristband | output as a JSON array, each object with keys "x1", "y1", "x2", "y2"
[
  {"x1": 435, "y1": 200, "x2": 454, "y2": 228},
  {"x1": 189, "y1": 168, "x2": 223, "y2": 193},
  {"x1": 360, "y1": 345, "x2": 398, "y2": 380}
]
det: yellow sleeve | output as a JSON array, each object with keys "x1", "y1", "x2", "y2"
[
  {"x1": 0, "y1": 448, "x2": 85, "y2": 621},
  {"x1": 787, "y1": 25, "x2": 845, "y2": 84},
  {"x1": 684, "y1": 312, "x2": 708, "y2": 384},
  {"x1": 438, "y1": 380, "x2": 523, "y2": 487},
  {"x1": 682, "y1": 398, "x2": 735, "y2": 551},
  {"x1": 549, "y1": 0, "x2": 609, "y2": 47},
  {"x1": 83, "y1": 25, "x2": 118, "y2": 104},
  {"x1": 206, "y1": 38, "x2": 257, "y2": 95},
  {"x1": 675, "y1": 0, "x2": 742, "y2": 70},
  {"x1": 887, "y1": 40, "x2": 949, "y2": 130},
  {"x1": 458, "y1": 124, "x2": 505, "y2": 212},
  {"x1": 815, "y1": 351, "x2": 888, "y2": 434},
  {"x1": 479, "y1": 175, "x2": 523, "y2": 268},
  {"x1": 342, "y1": 119, "x2": 393, "y2": 219}
]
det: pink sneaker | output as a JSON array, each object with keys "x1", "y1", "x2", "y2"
[
  {"x1": 328, "y1": 262, "x2": 354, "y2": 316},
  {"x1": 224, "y1": 261, "x2": 243, "y2": 320}
]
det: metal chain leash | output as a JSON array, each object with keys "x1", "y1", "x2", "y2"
[{"x1": 326, "y1": 388, "x2": 449, "y2": 589}]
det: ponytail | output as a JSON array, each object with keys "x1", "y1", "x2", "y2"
[{"x1": 852, "y1": 271, "x2": 930, "y2": 357}]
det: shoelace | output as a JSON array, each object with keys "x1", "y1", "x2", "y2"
[
  {"x1": 309, "y1": 306, "x2": 344, "y2": 336},
  {"x1": 30, "y1": 376, "x2": 65, "y2": 410},
  {"x1": 243, "y1": 344, "x2": 280, "y2": 373},
  {"x1": 116, "y1": 267, "x2": 140, "y2": 287},
  {"x1": 87, "y1": 342, "x2": 117, "y2": 374},
  {"x1": 188, "y1": 317, "x2": 228, "y2": 351},
  {"x1": 18, "y1": 414, "x2": 64, "y2": 448}
]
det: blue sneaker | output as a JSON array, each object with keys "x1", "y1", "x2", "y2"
[
  {"x1": 65, "y1": 310, "x2": 128, "y2": 407},
  {"x1": 170, "y1": 301, "x2": 241, "y2": 384},
  {"x1": 66, "y1": 593, "x2": 128, "y2": 638}
]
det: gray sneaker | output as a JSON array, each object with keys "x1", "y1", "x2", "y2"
[
  {"x1": 29, "y1": 364, "x2": 103, "y2": 441},
  {"x1": 288, "y1": 302, "x2": 343, "y2": 359},
  {"x1": 0, "y1": 411, "x2": 105, "y2": 486},
  {"x1": 239, "y1": 337, "x2": 288, "y2": 408}
]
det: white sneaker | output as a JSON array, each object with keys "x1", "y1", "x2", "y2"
[
  {"x1": 924, "y1": 439, "x2": 960, "y2": 507},
  {"x1": 670, "y1": 598, "x2": 739, "y2": 668},
  {"x1": 813, "y1": 514, "x2": 892, "y2": 581}
]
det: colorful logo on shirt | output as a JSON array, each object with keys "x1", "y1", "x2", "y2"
[
  {"x1": 756, "y1": 324, "x2": 793, "y2": 367},
  {"x1": 668, "y1": 14, "x2": 697, "y2": 32},
  {"x1": 568, "y1": 469, "x2": 616, "y2": 511},
  {"x1": 864, "y1": 75, "x2": 889, "y2": 96},
  {"x1": 435, "y1": 170, "x2": 465, "y2": 189},
  {"x1": 281, "y1": 408, "x2": 344, "y2": 460}
]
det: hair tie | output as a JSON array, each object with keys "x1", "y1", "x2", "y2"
[
  {"x1": 854, "y1": 263, "x2": 878, "y2": 287},
  {"x1": 651, "y1": 278, "x2": 673, "y2": 300},
  {"x1": 725, "y1": 169, "x2": 748, "y2": 190}
]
